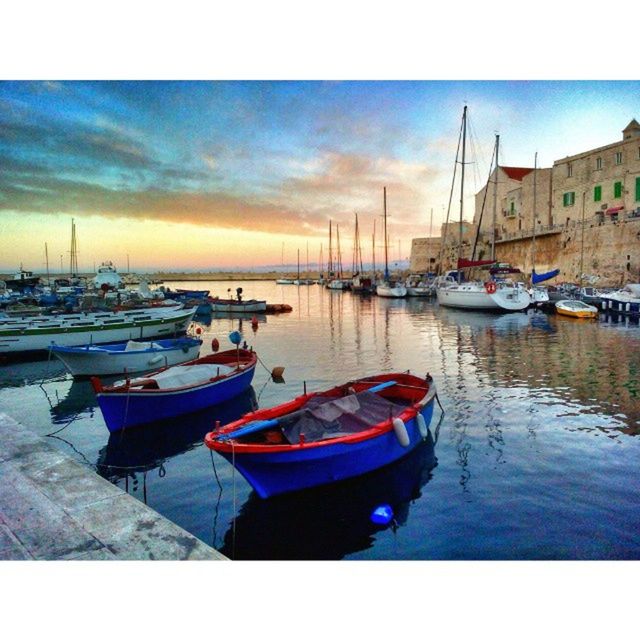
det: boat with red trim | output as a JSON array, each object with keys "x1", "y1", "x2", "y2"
[
  {"x1": 204, "y1": 372, "x2": 437, "y2": 498},
  {"x1": 92, "y1": 347, "x2": 257, "y2": 432}
]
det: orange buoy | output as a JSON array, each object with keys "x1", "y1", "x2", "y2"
[{"x1": 211, "y1": 337, "x2": 220, "y2": 352}]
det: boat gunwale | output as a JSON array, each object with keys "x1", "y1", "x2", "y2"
[{"x1": 206, "y1": 373, "x2": 434, "y2": 454}]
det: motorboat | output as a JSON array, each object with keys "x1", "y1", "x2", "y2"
[{"x1": 555, "y1": 299, "x2": 598, "y2": 319}]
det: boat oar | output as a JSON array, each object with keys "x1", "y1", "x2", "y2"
[{"x1": 214, "y1": 380, "x2": 397, "y2": 442}]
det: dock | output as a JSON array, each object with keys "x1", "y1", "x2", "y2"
[{"x1": 0, "y1": 413, "x2": 227, "y2": 560}]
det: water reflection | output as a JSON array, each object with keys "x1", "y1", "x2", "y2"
[
  {"x1": 96, "y1": 387, "x2": 257, "y2": 486},
  {"x1": 217, "y1": 425, "x2": 440, "y2": 560},
  {"x1": 49, "y1": 379, "x2": 97, "y2": 423}
]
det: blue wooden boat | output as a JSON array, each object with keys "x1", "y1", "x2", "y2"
[
  {"x1": 91, "y1": 348, "x2": 257, "y2": 432},
  {"x1": 204, "y1": 372, "x2": 437, "y2": 498}
]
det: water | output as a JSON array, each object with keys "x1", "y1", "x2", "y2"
[{"x1": 2, "y1": 280, "x2": 640, "y2": 560}]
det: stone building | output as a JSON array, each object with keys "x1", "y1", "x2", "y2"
[
  {"x1": 410, "y1": 118, "x2": 640, "y2": 285},
  {"x1": 551, "y1": 119, "x2": 640, "y2": 226},
  {"x1": 409, "y1": 237, "x2": 441, "y2": 273}
]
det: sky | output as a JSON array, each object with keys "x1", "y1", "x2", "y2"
[{"x1": 1, "y1": 80, "x2": 640, "y2": 272}]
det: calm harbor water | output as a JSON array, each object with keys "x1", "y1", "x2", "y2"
[{"x1": 2, "y1": 280, "x2": 639, "y2": 560}]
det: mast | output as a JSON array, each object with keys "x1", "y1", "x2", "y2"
[
  {"x1": 532, "y1": 151, "x2": 537, "y2": 280},
  {"x1": 383, "y1": 186, "x2": 389, "y2": 281},
  {"x1": 281, "y1": 242, "x2": 284, "y2": 271},
  {"x1": 580, "y1": 191, "x2": 586, "y2": 289},
  {"x1": 372, "y1": 218, "x2": 376, "y2": 279},
  {"x1": 306, "y1": 241, "x2": 309, "y2": 280},
  {"x1": 297, "y1": 249, "x2": 300, "y2": 283},
  {"x1": 336, "y1": 224, "x2": 342, "y2": 279},
  {"x1": 429, "y1": 208, "x2": 434, "y2": 273},
  {"x1": 491, "y1": 133, "x2": 499, "y2": 261},
  {"x1": 328, "y1": 221, "x2": 333, "y2": 275},
  {"x1": 319, "y1": 243, "x2": 324, "y2": 278},
  {"x1": 458, "y1": 106, "x2": 467, "y2": 284},
  {"x1": 45, "y1": 243, "x2": 50, "y2": 286}
]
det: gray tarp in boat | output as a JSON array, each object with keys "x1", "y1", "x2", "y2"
[{"x1": 280, "y1": 391, "x2": 407, "y2": 444}]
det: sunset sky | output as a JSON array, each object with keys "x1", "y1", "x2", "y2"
[{"x1": 2, "y1": 80, "x2": 639, "y2": 272}]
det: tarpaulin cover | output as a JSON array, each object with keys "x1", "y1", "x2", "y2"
[
  {"x1": 280, "y1": 391, "x2": 407, "y2": 444},
  {"x1": 532, "y1": 268, "x2": 560, "y2": 284}
]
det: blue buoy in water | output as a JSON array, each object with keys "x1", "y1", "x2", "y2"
[
  {"x1": 228, "y1": 330, "x2": 242, "y2": 345},
  {"x1": 370, "y1": 504, "x2": 394, "y2": 525}
]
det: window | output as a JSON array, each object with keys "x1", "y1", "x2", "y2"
[
  {"x1": 636, "y1": 176, "x2": 640, "y2": 202},
  {"x1": 594, "y1": 185, "x2": 602, "y2": 202},
  {"x1": 614, "y1": 181, "x2": 623, "y2": 198},
  {"x1": 596, "y1": 157, "x2": 602, "y2": 170},
  {"x1": 638, "y1": 147, "x2": 640, "y2": 160},
  {"x1": 563, "y1": 192, "x2": 575, "y2": 206},
  {"x1": 615, "y1": 152, "x2": 623, "y2": 165},
  {"x1": 510, "y1": 201, "x2": 515, "y2": 215},
  {"x1": 567, "y1": 163, "x2": 573, "y2": 177}
]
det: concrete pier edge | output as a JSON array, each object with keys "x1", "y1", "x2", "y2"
[{"x1": 0, "y1": 412, "x2": 227, "y2": 560}]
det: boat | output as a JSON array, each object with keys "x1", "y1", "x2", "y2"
[
  {"x1": 578, "y1": 286, "x2": 603, "y2": 305},
  {"x1": 405, "y1": 274, "x2": 435, "y2": 297},
  {"x1": 92, "y1": 347, "x2": 257, "y2": 432},
  {"x1": 0, "y1": 305, "x2": 196, "y2": 356},
  {"x1": 4, "y1": 267, "x2": 40, "y2": 291},
  {"x1": 204, "y1": 372, "x2": 437, "y2": 498},
  {"x1": 435, "y1": 113, "x2": 530, "y2": 312},
  {"x1": 93, "y1": 261, "x2": 123, "y2": 290},
  {"x1": 555, "y1": 299, "x2": 598, "y2": 319},
  {"x1": 376, "y1": 187, "x2": 407, "y2": 298},
  {"x1": 50, "y1": 336, "x2": 202, "y2": 377},
  {"x1": 598, "y1": 284, "x2": 640, "y2": 315},
  {"x1": 209, "y1": 298, "x2": 267, "y2": 313},
  {"x1": 326, "y1": 221, "x2": 349, "y2": 290}
]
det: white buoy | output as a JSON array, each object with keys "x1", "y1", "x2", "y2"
[
  {"x1": 148, "y1": 355, "x2": 163, "y2": 365},
  {"x1": 393, "y1": 418, "x2": 410, "y2": 447},
  {"x1": 416, "y1": 412, "x2": 428, "y2": 438}
]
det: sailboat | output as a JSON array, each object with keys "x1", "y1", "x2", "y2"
[
  {"x1": 528, "y1": 152, "x2": 552, "y2": 305},
  {"x1": 376, "y1": 187, "x2": 407, "y2": 298},
  {"x1": 276, "y1": 242, "x2": 295, "y2": 285},
  {"x1": 435, "y1": 108, "x2": 530, "y2": 312},
  {"x1": 351, "y1": 213, "x2": 374, "y2": 294},
  {"x1": 327, "y1": 220, "x2": 347, "y2": 290}
]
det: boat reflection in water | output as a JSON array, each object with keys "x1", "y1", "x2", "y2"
[
  {"x1": 96, "y1": 387, "x2": 257, "y2": 485},
  {"x1": 218, "y1": 422, "x2": 440, "y2": 560},
  {"x1": 49, "y1": 379, "x2": 98, "y2": 424}
]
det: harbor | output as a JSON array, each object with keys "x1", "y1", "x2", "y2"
[{"x1": 1, "y1": 279, "x2": 639, "y2": 560}]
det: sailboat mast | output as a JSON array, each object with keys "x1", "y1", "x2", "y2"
[
  {"x1": 297, "y1": 249, "x2": 300, "y2": 282},
  {"x1": 45, "y1": 242, "x2": 50, "y2": 286},
  {"x1": 328, "y1": 221, "x2": 333, "y2": 274},
  {"x1": 429, "y1": 208, "x2": 434, "y2": 273},
  {"x1": 383, "y1": 186, "x2": 389, "y2": 280},
  {"x1": 458, "y1": 106, "x2": 467, "y2": 283},
  {"x1": 372, "y1": 219, "x2": 376, "y2": 278},
  {"x1": 491, "y1": 134, "x2": 499, "y2": 262},
  {"x1": 580, "y1": 191, "x2": 586, "y2": 289},
  {"x1": 306, "y1": 241, "x2": 309, "y2": 279},
  {"x1": 532, "y1": 151, "x2": 538, "y2": 280},
  {"x1": 336, "y1": 224, "x2": 342, "y2": 278}
]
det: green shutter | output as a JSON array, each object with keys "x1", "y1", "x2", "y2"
[
  {"x1": 594, "y1": 185, "x2": 602, "y2": 202},
  {"x1": 635, "y1": 177, "x2": 640, "y2": 202},
  {"x1": 563, "y1": 193, "x2": 568, "y2": 206},
  {"x1": 614, "y1": 182, "x2": 622, "y2": 198}
]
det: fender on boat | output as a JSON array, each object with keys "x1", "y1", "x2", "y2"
[
  {"x1": 393, "y1": 417, "x2": 410, "y2": 447},
  {"x1": 416, "y1": 412, "x2": 428, "y2": 438},
  {"x1": 148, "y1": 355, "x2": 164, "y2": 365}
]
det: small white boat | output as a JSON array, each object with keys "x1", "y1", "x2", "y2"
[
  {"x1": 326, "y1": 279, "x2": 347, "y2": 290},
  {"x1": 51, "y1": 337, "x2": 202, "y2": 377},
  {"x1": 276, "y1": 279, "x2": 295, "y2": 285},
  {"x1": 209, "y1": 298, "x2": 267, "y2": 313},
  {"x1": 376, "y1": 281, "x2": 407, "y2": 298},
  {"x1": 405, "y1": 274, "x2": 435, "y2": 297},
  {"x1": 93, "y1": 261, "x2": 123, "y2": 290}
]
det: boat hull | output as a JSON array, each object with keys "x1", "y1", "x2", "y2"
[
  {"x1": 376, "y1": 285, "x2": 407, "y2": 298},
  {"x1": 0, "y1": 308, "x2": 196, "y2": 355},
  {"x1": 209, "y1": 300, "x2": 267, "y2": 313},
  {"x1": 218, "y1": 402, "x2": 434, "y2": 498},
  {"x1": 51, "y1": 338, "x2": 202, "y2": 377},
  {"x1": 95, "y1": 361, "x2": 256, "y2": 432},
  {"x1": 436, "y1": 285, "x2": 530, "y2": 311}
]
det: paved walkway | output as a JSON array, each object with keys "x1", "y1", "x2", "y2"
[{"x1": 0, "y1": 413, "x2": 226, "y2": 560}]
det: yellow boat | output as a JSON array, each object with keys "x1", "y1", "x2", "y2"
[{"x1": 555, "y1": 299, "x2": 598, "y2": 319}]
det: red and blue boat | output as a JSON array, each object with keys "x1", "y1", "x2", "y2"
[
  {"x1": 92, "y1": 348, "x2": 257, "y2": 433},
  {"x1": 204, "y1": 372, "x2": 437, "y2": 498}
]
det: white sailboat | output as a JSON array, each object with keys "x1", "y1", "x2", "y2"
[
  {"x1": 435, "y1": 108, "x2": 530, "y2": 312},
  {"x1": 326, "y1": 220, "x2": 347, "y2": 290},
  {"x1": 376, "y1": 187, "x2": 407, "y2": 298}
]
